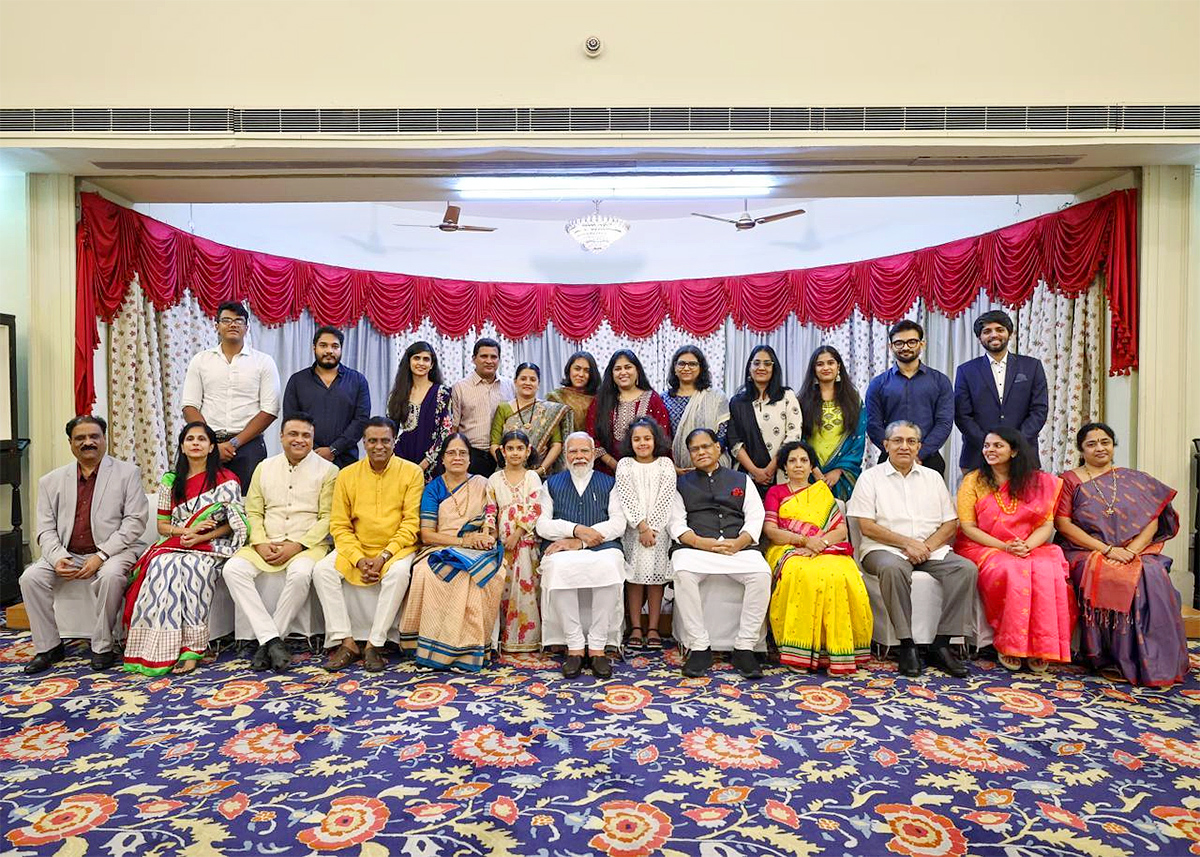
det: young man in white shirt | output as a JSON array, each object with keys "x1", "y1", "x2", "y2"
[
  {"x1": 181, "y1": 301, "x2": 281, "y2": 492},
  {"x1": 848, "y1": 420, "x2": 977, "y2": 678}
]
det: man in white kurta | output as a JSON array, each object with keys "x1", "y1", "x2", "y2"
[
  {"x1": 668, "y1": 428, "x2": 771, "y2": 679},
  {"x1": 536, "y1": 432, "x2": 626, "y2": 679},
  {"x1": 222, "y1": 413, "x2": 337, "y2": 672}
]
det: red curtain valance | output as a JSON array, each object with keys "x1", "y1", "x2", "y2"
[{"x1": 74, "y1": 189, "x2": 1139, "y2": 414}]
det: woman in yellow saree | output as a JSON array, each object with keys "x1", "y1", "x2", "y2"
[{"x1": 764, "y1": 440, "x2": 872, "y2": 674}]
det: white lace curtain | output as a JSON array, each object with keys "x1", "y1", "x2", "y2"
[{"x1": 105, "y1": 278, "x2": 1102, "y2": 491}]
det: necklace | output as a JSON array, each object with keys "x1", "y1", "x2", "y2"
[
  {"x1": 445, "y1": 477, "x2": 470, "y2": 516},
  {"x1": 993, "y1": 485, "x2": 1019, "y2": 515},
  {"x1": 514, "y1": 398, "x2": 536, "y2": 428},
  {"x1": 1084, "y1": 465, "x2": 1119, "y2": 515}
]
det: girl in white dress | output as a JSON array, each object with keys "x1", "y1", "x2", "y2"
[
  {"x1": 615, "y1": 416, "x2": 676, "y2": 649},
  {"x1": 486, "y1": 430, "x2": 544, "y2": 652}
]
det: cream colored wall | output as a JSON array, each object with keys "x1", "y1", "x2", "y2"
[{"x1": 2, "y1": 0, "x2": 1198, "y2": 108}]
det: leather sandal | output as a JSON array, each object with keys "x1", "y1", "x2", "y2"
[{"x1": 324, "y1": 644, "x2": 361, "y2": 672}]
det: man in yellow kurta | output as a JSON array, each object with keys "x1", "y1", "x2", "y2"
[
  {"x1": 312, "y1": 417, "x2": 424, "y2": 672},
  {"x1": 223, "y1": 413, "x2": 338, "y2": 672}
]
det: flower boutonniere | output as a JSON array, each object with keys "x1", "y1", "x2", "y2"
[{"x1": 731, "y1": 487, "x2": 745, "y2": 498}]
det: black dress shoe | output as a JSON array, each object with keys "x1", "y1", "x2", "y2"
[
  {"x1": 926, "y1": 645, "x2": 969, "y2": 678},
  {"x1": 682, "y1": 648, "x2": 713, "y2": 678},
  {"x1": 590, "y1": 655, "x2": 613, "y2": 679},
  {"x1": 265, "y1": 638, "x2": 292, "y2": 673},
  {"x1": 897, "y1": 646, "x2": 923, "y2": 677},
  {"x1": 90, "y1": 649, "x2": 117, "y2": 671},
  {"x1": 731, "y1": 649, "x2": 764, "y2": 679},
  {"x1": 24, "y1": 643, "x2": 66, "y2": 675},
  {"x1": 562, "y1": 655, "x2": 584, "y2": 678},
  {"x1": 250, "y1": 643, "x2": 271, "y2": 671}
]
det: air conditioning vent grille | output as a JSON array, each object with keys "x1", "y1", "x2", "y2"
[{"x1": 1, "y1": 105, "x2": 1195, "y2": 134}]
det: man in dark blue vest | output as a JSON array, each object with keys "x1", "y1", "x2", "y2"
[
  {"x1": 536, "y1": 432, "x2": 626, "y2": 679},
  {"x1": 668, "y1": 428, "x2": 771, "y2": 679}
]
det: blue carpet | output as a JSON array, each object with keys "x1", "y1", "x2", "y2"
[{"x1": 1, "y1": 633, "x2": 1199, "y2": 856}]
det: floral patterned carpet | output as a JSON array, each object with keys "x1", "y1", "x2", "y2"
[{"x1": 1, "y1": 633, "x2": 1199, "y2": 857}]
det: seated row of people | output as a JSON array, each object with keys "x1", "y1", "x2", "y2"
[{"x1": 21, "y1": 411, "x2": 1188, "y2": 689}]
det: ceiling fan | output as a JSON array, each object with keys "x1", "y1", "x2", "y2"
[
  {"x1": 395, "y1": 204, "x2": 496, "y2": 233},
  {"x1": 691, "y1": 200, "x2": 806, "y2": 231}
]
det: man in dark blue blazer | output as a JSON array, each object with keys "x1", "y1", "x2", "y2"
[{"x1": 954, "y1": 310, "x2": 1049, "y2": 472}]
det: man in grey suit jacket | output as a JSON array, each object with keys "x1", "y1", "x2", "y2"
[{"x1": 20, "y1": 416, "x2": 149, "y2": 673}]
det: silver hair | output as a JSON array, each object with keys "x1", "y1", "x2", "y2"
[
  {"x1": 884, "y1": 420, "x2": 922, "y2": 441},
  {"x1": 564, "y1": 431, "x2": 595, "y2": 449}
]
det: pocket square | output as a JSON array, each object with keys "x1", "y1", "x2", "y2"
[{"x1": 1014, "y1": 373, "x2": 1028, "y2": 383}]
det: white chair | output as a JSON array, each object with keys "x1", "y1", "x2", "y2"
[
  {"x1": 846, "y1": 513, "x2": 993, "y2": 648},
  {"x1": 229, "y1": 567, "x2": 325, "y2": 642},
  {"x1": 695, "y1": 574, "x2": 769, "y2": 653},
  {"x1": 338, "y1": 581, "x2": 403, "y2": 645},
  {"x1": 539, "y1": 586, "x2": 624, "y2": 652}
]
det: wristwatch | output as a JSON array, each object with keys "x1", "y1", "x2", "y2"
[
  {"x1": 229, "y1": 436, "x2": 241, "y2": 451},
  {"x1": 96, "y1": 549, "x2": 109, "y2": 562},
  {"x1": 379, "y1": 550, "x2": 393, "y2": 562},
  {"x1": 329, "y1": 446, "x2": 339, "y2": 459}
]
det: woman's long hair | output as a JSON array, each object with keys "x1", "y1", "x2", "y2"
[
  {"x1": 977, "y1": 427, "x2": 1037, "y2": 500},
  {"x1": 797, "y1": 345, "x2": 861, "y2": 439},
  {"x1": 387, "y1": 341, "x2": 443, "y2": 424},
  {"x1": 593, "y1": 349, "x2": 652, "y2": 453},
  {"x1": 666, "y1": 345, "x2": 713, "y2": 394},
  {"x1": 618, "y1": 415, "x2": 672, "y2": 460},
  {"x1": 559, "y1": 351, "x2": 600, "y2": 395},
  {"x1": 735, "y1": 344, "x2": 787, "y2": 404},
  {"x1": 172, "y1": 420, "x2": 222, "y2": 503}
]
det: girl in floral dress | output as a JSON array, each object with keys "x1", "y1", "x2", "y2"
[
  {"x1": 487, "y1": 430, "x2": 544, "y2": 652},
  {"x1": 615, "y1": 417, "x2": 676, "y2": 649}
]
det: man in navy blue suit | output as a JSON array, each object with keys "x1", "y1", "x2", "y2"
[{"x1": 953, "y1": 310, "x2": 1048, "y2": 473}]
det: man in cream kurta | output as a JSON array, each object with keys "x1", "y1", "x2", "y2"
[
  {"x1": 313, "y1": 418, "x2": 424, "y2": 672},
  {"x1": 222, "y1": 413, "x2": 337, "y2": 672},
  {"x1": 536, "y1": 432, "x2": 626, "y2": 679},
  {"x1": 668, "y1": 428, "x2": 771, "y2": 679}
]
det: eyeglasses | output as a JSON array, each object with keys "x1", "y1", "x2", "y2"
[
  {"x1": 675, "y1": 360, "x2": 700, "y2": 368},
  {"x1": 217, "y1": 317, "x2": 247, "y2": 327},
  {"x1": 891, "y1": 338, "x2": 922, "y2": 349},
  {"x1": 750, "y1": 360, "x2": 774, "y2": 368}
]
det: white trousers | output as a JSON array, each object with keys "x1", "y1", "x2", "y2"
[
  {"x1": 221, "y1": 554, "x2": 316, "y2": 645},
  {"x1": 549, "y1": 584, "x2": 622, "y2": 651},
  {"x1": 672, "y1": 570, "x2": 770, "y2": 651},
  {"x1": 312, "y1": 550, "x2": 413, "y2": 647}
]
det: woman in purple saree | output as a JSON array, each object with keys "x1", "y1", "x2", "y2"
[{"x1": 1054, "y1": 422, "x2": 1189, "y2": 687}]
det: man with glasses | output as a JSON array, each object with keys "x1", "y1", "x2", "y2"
[
  {"x1": 848, "y1": 420, "x2": 976, "y2": 678},
  {"x1": 182, "y1": 301, "x2": 281, "y2": 492},
  {"x1": 864, "y1": 320, "x2": 954, "y2": 476},
  {"x1": 668, "y1": 428, "x2": 771, "y2": 680},
  {"x1": 450, "y1": 337, "x2": 514, "y2": 477}
]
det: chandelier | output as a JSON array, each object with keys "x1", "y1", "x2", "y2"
[{"x1": 564, "y1": 200, "x2": 629, "y2": 253}]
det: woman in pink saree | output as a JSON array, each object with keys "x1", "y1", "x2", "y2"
[{"x1": 954, "y1": 428, "x2": 1074, "y2": 672}]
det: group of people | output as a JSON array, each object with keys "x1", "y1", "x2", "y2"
[{"x1": 19, "y1": 302, "x2": 1190, "y2": 689}]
